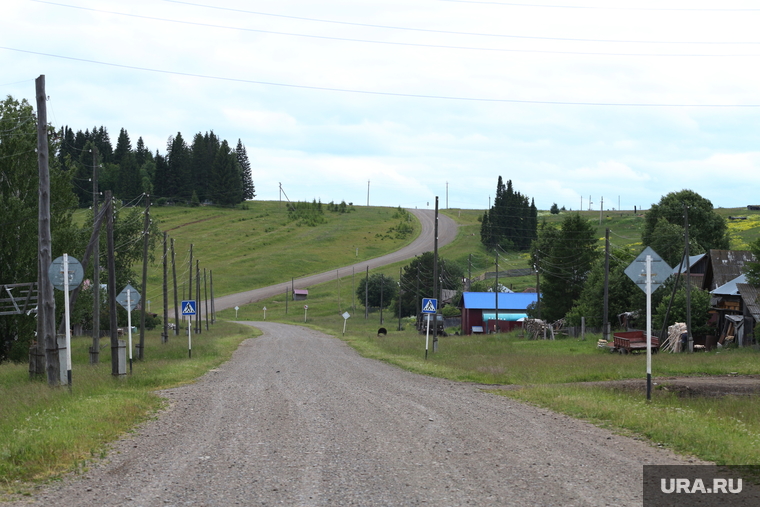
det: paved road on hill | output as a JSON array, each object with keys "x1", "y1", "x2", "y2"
[
  {"x1": 11, "y1": 322, "x2": 705, "y2": 506},
  {"x1": 213, "y1": 208, "x2": 458, "y2": 311}
]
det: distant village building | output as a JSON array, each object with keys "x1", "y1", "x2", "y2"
[{"x1": 459, "y1": 291, "x2": 539, "y2": 335}]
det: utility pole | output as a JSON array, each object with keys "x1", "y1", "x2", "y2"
[
  {"x1": 600, "y1": 197, "x2": 604, "y2": 225},
  {"x1": 195, "y1": 260, "x2": 201, "y2": 334},
  {"x1": 365, "y1": 267, "x2": 369, "y2": 319},
  {"x1": 35, "y1": 75, "x2": 56, "y2": 384},
  {"x1": 204, "y1": 268, "x2": 209, "y2": 331},
  {"x1": 91, "y1": 146, "x2": 100, "y2": 363},
  {"x1": 468, "y1": 254, "x2": 472, "y2": 292},
  {"x1": 210, "y1": 270, "x2": 215, "y2": 323},
  {"x1": 106, "y1": 191, "x2": 119, "y2": 376},
  {"x1": 398, "y1": 266, "x2": 402, "y2": 331},
  {"x1": 433, "y1": 197, "x2": 439, "y2": 350},
  {"x1": 171, "y1": 238, "x2": 179, "y2": 335},
  {"x1": 535, "y1": 253, "x2": 541, "y2": 321},
  {"x1": 380, "y1": 276, "x2": 384, "y2": 325},
  {"x1": 138, "y1": 195, "x2": 150, "y2": 359},
  {"x1": 495, "y1": 250, "x2": 499, "y2": 333},
  {"x1": 685, "y1": 205, "x2": 692, "y2": 352},
  {"x1": 603, "y1": 228, "x2": 610, "y2": 342},
  {"x1": 162, "y1": 232, "x2": 168, "y2": 343},
  {"x1": 367, "y1": 180, "x2": 370, "y2": 207}
]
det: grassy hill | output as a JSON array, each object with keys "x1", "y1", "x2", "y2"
[
  {"x1": 142, "y1": 202, "x2": 419, "y2": 310},
  {"x1": 139, "y1": 203, "x2": 760, "y2": 310}
]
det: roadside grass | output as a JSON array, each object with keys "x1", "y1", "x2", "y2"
[
  {"x1": 499, "y1": 386, "x2": 760, "y2": 465},
  {"x1": 0, "y1": 321, "x2": 256, "y2": 494}
]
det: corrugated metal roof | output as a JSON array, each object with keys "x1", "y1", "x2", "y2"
[
  {"x1": 462, "y1": 292, "x2": 538, "y2": 310},
  {"x1": 711, "y1": 274, "x2": 746, "y2": 296},
  {"x1": 673, "y1": 253, "x2": 707, "y2": 274},
  {"x1": 737, "y1": 283, "x2": 760, "y2": 323}
]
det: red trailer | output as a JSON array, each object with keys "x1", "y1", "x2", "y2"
[{"x1": 612, "y1": 331, "x2": 659, "y2": 354}]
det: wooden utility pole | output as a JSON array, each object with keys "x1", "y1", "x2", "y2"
[
  {"x1": 433, "y1": 197, "x2": 439, "y2": 304},
  {"x1": 138, "y1": 195, "x2": 150, "y2": 359},
  {"x1": 432, "y1": 197, "x2": 439, "y2": 349},
  {"x1": 171, "y1": 238, "x2": 179, "y2": 335},
  {"x1": 364, "y1": 267, "x2": 369, "y2": 319},
  {"x1": 195, "y1": 260, "x2": 201, "y2": 334},
  {"x1": 162, "y1": 232, "x2": 168, "y2": 343},
  {"x1": 209, "y1": 270, "x2": 215, "y2": 323},
  {"x1": 495, "y1": 251, "x2": 499, "y2": 331},
  {"x1": 35, "y1": 75, "x2": 57, "y2": 384},
  {"x1": 380, "y1": 276, "x2": 384, "y2": 325},
  {"x1": 91, "y1": 146, "x2": 101, "y2": 363},
  {"x1": 398, "y1": 266, "x2": 402, "y2": 331},
  {"x1": 204, "y1": 268, "x2": 209, "y2": 331},
  {"x1": 603, "y1": 228, "x2": 610, "y2": 342},
  {"x1": 535, "y1": 253, "x2": 541, "y2": 321},
  {"x1": 106, "y1": 191, "x2": 119, "y2": 376},
  {"x1": 685, "y1": 206, "x2": 692, "y2": 352}
]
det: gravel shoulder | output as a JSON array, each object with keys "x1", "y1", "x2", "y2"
[{"x1": 7, "y1": 322, "x2": 709, "y2": 506}]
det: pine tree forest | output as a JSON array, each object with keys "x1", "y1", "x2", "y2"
[{"x1": 59, "y1": 126, "x2": 255, "y2": 207}]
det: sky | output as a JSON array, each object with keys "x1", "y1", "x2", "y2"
[{"x1": 3, "y1": 0, "x2": 760, "y2": 212}]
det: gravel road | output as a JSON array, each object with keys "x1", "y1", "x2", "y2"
[{"x1": 11, "y1": 322, "x2": 704, "y2": 507}]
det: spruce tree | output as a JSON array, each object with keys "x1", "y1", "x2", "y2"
[{"x1": 236, "y1": 139, "x2": 255, "y2": 200}]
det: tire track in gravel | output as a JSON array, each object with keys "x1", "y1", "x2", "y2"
[{"x1": 10, "y1": 322, "x2": 708, "y2": 506}]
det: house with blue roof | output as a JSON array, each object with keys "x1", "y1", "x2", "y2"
[{"x1": 459, "y1": 291, "x2": 539, "y2": 335}]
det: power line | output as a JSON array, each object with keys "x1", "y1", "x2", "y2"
[
  {"x1": 160, "y1": 0, "x2": 760, "y2": 45},
  {"x1": 30, "y1": 1, "x2": 760, "y2": 50},
  {"x1": 4, "y1": 47, "x2": 760, "y2": 107}
]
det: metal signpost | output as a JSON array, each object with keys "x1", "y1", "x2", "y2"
[
  {"x1": 116, "y1": 284, "x2": 141, "y2": 374},
  {"x1": 182, "y1": 300, "x2": 197, "y2": 358},
  {"x1": 304, "y1": 304, "x2": 308, "y2": 323},
  {"x1": 234, "y1": 305, "x2": 239, "y2": 318},
  {"x1": 48, "y1": 254, "x2": 83, "y2": 387},
  {"x1": 263, "y1": 306, "x2": 267, "y2": 320},
  {"x1": 342, "y1": 311, "x2": 350, "y2": 336},
  {"x1": 625, "y1": 247, "x2": 671, "y2": 400},
  {"x1": 421, "y1": 298, "x2": 437, "y2": 360}
]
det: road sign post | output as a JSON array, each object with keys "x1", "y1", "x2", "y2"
[
  {"x1": 342, "y1": 311, "x2": 350, "y2": 336},
  {"x1": 182, "y1": 300, "x2": 197, "y2": 358},
  {"x1": 117, "y1": 284, "x2": 141, "y2": 375},
  {"x1": 625, "y1": 247, "x2": 671, "y2": 401},
  {"x1": 421, "y1": 298, "x2": 438, "y2": 360},
  {"x1": 304, "y1": 305, "x2": 308, "y2": 323},
  {"x1": 48, "y1": 254, "x2": 83, "y2": 387}
]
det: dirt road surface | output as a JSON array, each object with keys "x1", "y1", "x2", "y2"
[
  {"x1": 11, "y1": 322, "x2": 705, "y2": 506},
  {"x1": 212, "y1": 208, "x2": 458, "y2": 312}
]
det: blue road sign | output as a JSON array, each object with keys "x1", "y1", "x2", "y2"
[
  {"x1": 421, "y1": 298, "x2": 438, "y2": 314},
  {"x1": 181, "y1": 300, "x2": 197, "y2": 316}
]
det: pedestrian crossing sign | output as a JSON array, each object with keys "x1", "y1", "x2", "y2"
[
  {"x1": 421, "y1": 298, "x2": 438, "y2": 314},
  {"x1": 181, "y1": 300, "x2": 197, "y2": 315}
]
